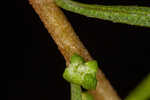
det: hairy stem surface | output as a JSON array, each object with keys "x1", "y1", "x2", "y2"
[{"x1": 29, "y1": 0, "x2": 121, "y2": 100}]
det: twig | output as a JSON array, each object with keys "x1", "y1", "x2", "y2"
[{"x1": 29, "y1": 0, "x2": 121, "y2": 100}]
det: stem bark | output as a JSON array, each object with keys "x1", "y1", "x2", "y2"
[{"x1": 29, "y1": 0, "x2": 121, "y2": 100}]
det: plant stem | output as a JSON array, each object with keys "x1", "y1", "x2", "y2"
[
  {"x1": 29, "y1": 0, "x2": 121, "y2": 100},
  {"x1": 71, "y1": 83, "x2": 82, "y2": 100},
  {"x1": 125, "y1": 74, "x2": 150, "y2": 100}
]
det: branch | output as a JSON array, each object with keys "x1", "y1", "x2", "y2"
[{"x1": 29, "y1": 0, "x2": 121, "y2": 100}]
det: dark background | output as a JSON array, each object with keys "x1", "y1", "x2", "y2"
[{"x1": 9, "y1": 0, "x2": 150, "y2": 100}]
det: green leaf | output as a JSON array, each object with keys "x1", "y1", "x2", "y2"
[{"x1": 55, "y1": 0, "x2": 150, "y2": 27}]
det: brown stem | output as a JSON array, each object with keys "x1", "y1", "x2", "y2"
[{"x1": 29, "y1": 0, "x2": 121, "y2": 100}]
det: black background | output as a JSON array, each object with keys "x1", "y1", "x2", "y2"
[{"x1": 9, "y1": 0, "x2": 150, "y2": 100}]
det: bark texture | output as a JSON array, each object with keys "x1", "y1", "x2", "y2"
[{"x1": 29, "y1": 0, "x2": 121, "y2": 100}]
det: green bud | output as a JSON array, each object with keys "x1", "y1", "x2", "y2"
[
  {"x1": 82, "y1": 74, "x2": 97, "y2": 89},
  {"x1": 85, "y1": 60, "x2": 98, "y2": 73},
  {"x1": 82, "y1": 92, "x2": 94, "y2": 100},
  {"x1": 63, "y1": 54, "x2": 98, "y2": 90},
  {"x1": 63, "y1": 66, "x2": 83, "y2": 85},
  {"x1": 70, "y1": 53, "x2": 84, "y2": 65}
]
